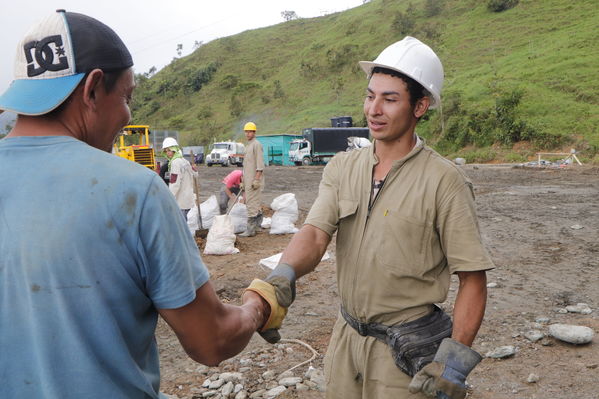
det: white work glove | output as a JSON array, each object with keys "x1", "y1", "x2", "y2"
[{"x1": 251, "y1": 179, "x2": 261, "y2": 190}]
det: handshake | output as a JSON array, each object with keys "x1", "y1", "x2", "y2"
[{"x1": 244, "y1": 263, "x2": 296, "y2": 343}]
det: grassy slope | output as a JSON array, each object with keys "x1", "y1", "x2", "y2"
[{"x1": 131, "y1": 0, "x2": 599, "y2": 161}]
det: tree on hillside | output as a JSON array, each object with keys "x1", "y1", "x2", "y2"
[
  {"x1": 176, "y1": 43, "x2": 183, "y2": 57},
  {"x1": 281, "y1": 10, "x2": 298, "y2": 21},
  {"x1": 192, "y1": 40, "x2": 203, "y2": 51}
]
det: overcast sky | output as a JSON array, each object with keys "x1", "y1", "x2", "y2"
[{"x1": 1, "y1": 0, "x2": 365, "y2": 95}]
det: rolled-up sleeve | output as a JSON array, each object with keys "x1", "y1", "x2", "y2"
[{"x1": 436, "y1": 173, "x2": 495, "y2": 274}]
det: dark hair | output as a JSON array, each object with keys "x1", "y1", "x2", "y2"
[
  {"x1": 370, "y1": 66, "x2": 427, "y2": 108},
  {"x1": 101, "y1": 68, "x2": 128, "y2": 93},
  {"x1": 44, "y1": 68, "x2": 128, "y2": 118}
]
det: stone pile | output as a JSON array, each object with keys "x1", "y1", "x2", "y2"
[{"x1": 165, "y1": 343, "x2": 325, "y2": 399}]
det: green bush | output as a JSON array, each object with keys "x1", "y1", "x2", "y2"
[
  {"x1": 424, "y1": 0, "x2": 443, "y2": 17},
  {"x1": 325, "y1": 44, "x2": 359, "y2": 71},
  {"x1": 273, "y1": 80, "x2": 285, "y2": 99},
  {"x1": 431, "y1": 87, "x2": 555, "y2": 154},
  {"x1": 392, "y1": 11, "x2": 415, "y2": 35},
  {"x1": 185, "y1": 63, "x2": 219, "y2": 93},
  {"x1": 463, "y1": 148, "x2": 497, "y2": 163},
  {"x1": 504, "y1": 152, "x2": 528, "y2": 163},
  {"x1": 219, "y1": 74, "x2": 239, "y2": 89},
  {"x1": 487, "y1": 0, "x2": 519, "y2": 12}
]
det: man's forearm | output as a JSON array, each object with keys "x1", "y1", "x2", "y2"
[
  {"x1": 212, "y1": 294, "x2": 267, "y2": 360},
  {"x1": 280, "y1": 224, "x2": 331, "y2": 278},
  {"x1": 159, "y1": 283, "x2": 267, "y2": 366},
  {"x1": 452, "y1": 270, "x2": 487, "y2": 346}
]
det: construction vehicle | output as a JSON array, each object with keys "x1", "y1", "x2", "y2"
[
  {"x1": 113, "y1": 125, "x2": 156, "y2": 169},
  {"x1": 206, "y1": 141, "x2": 245, "y2": 167}
]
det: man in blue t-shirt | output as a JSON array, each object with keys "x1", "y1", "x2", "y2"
[{"x1": 0, "y1": 10, "x2": 283, "y2": 398}]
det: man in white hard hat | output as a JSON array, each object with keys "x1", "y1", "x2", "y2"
[
  {"x1": 240, "y1": 121, "x2": 265, "y2": 236},
  {"x1": 162, "y1": 136, "x2": 196, "y2": 220},
  {"x1": 0, "y1": 10, "x2": 276, "y2": 398},
  {"x1": 244, "y1": 37, "x2": 494, "y2": 398}
]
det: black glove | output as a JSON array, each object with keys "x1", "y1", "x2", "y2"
[
  {"x1": 408, "y1": 338, "x2": 482, "y2": 399},
  {"x1": 257, "y1": 263, "x2": 296, "y2": 344}
]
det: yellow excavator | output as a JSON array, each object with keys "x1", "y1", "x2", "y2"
[{"x1": 113, "y1": 125, "x2": 156, "y2": 169}]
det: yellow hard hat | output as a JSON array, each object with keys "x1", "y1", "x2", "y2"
[{"x1": 243, "y1": 122, "x2": 257, "y2": 131}]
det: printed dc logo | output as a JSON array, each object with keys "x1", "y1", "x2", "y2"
[{"x1": 24, "y1": 35, "x2": 69, "y2": 77}]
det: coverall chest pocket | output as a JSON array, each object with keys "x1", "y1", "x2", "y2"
[
  {"x1": 336, "y1": 199, "x2": 359, "y2": 260},
  {"x1": 375, "y1": 210, "x2": 432, "y2": 275},
  {"x1": 338, "y1": 199, "x2": 359, "y2": 220}
]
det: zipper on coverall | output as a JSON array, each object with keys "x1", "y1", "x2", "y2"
[{"x1": 348, "y1": 165, "x2": 387, "y2": 319}]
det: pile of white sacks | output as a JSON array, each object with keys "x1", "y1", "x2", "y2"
[{"x1": 186, "y1": 193, "x2": 300, "y2": 255}]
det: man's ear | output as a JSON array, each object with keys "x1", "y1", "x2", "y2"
[
  {"x1": 82, "y1": 69, "x2": 104, "y2": 110},
  {"x1": 414, "y1": 96, "x2": 430, "y2": 119}
]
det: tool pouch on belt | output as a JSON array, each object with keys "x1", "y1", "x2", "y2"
[{"x1": 385, "y1": 305, "x2": 453, "y2": 377}]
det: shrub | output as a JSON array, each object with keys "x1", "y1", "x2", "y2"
[
  {"x1": 168, "y1": 116, "x2": 185, "y2": 130},
  {"x1": 464, "y1": 148, "x2": 497, "y2": 163},
  {"x1": 186, "y1": 63, "x2": 219, "y2": 93},
  {"x1": 392, "y1": 11, "x2": 415, "y2": 35},
  {"x1": 487, "y1": 0, "x2": 519, "y2": 12},
  {"x1": 504, "y1": 152, "x2": 528, "y2": 163},
  {"x1": 273, "y1": 80, "x2": 285, "y2": 99},
  {"x1": 229, "y1": 96, "x2": 243, "y2": 117},
  {"x1": 325, "y1": 44, "x2": 359, "y2": 71},
  {"x1": 220, "y1": 74, "x2": 239, "y2": 89},
  {"x1": 196, "y1": 107, "x2": 213, "y2": 120},
  {"x1": 424, "y1": 0, "x2": 443, "y2": 17}
]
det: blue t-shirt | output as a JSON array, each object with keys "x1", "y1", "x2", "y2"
[{"x1": 0, "y1": 136, "x2": 210, "y2": 398}]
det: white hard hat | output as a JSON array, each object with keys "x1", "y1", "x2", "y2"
[
  {"x1": 162, "y1": 137, "x2": 179, "y2": 149},
  {"x1": 358, "y1": 36, "x2": 444, "y2": 109}
]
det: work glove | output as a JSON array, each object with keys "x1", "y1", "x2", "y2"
[
  {"x1": 251, "y1": 179, "x2": 261, "y2": 190},
  {"x1": 239, "y1": 182, "x2": 244, "y2": 190},
  {"x1": 408, "y1": 338, "x2": 482, "y2": 399},
  {"x1": 244, "y1": 263, "x2": 296, "y2": 344}
]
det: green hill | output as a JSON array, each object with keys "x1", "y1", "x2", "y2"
[{"x1": 130, "y1": 0, "x2": 599, "y2": 163}]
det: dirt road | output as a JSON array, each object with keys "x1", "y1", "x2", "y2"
[{"x1": 159, "y1": 163, "x2": 599, "y2": 399}]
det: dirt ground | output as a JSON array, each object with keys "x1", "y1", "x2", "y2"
[{"x1": 158, "y1": 163, "x2": 599, "y2": 399}]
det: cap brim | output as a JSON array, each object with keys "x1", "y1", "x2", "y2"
[{"x1": 0, "y1": 73, "x2": 85, "y2": 116}]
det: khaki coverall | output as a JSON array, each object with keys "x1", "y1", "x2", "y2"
[
  {"x1": 243, "y1": 138, "x2": 265, "y2": 218},
  {"x1": 305, "y1": 139, "x2": 494, "y2": 398}
]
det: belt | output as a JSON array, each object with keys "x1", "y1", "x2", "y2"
[{"x1": 340, "y1": 306, "x2": 388, "y2": 342}]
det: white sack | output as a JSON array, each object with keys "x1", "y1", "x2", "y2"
[
  {"x1": 269, "y1": 193, "x2": 299, "y2": 235},
  {"x1": 261, "y1": 217, "x2": 272, "y2": 229},
  {"x1": 229, "y1": 203, "x2": 248, "y2": 233},
  {"x1": 204, "y1": 215, "x2": 240, "y2": 255},
  {"x1": 259, "y1": 251, "x2": 331, "y2": 270},
  {"x1": 347, "y1": 136, "x2": 371, "y2": 150},
  {"x1": 199, "y1": 195, "x2": 220, "y2": 229},
  {"x1": 187, "y1": 204, "x2": 199, "y2": 234}
]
